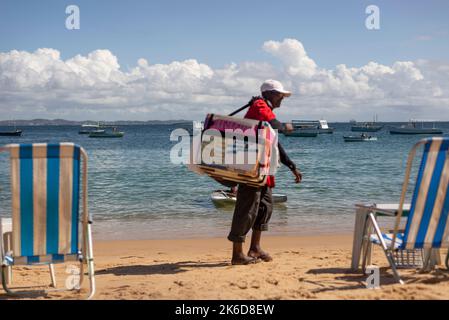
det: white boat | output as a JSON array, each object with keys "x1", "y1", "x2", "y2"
[
  {"x1": 344, "y1": 134, "x2": 378, "y2": 142},
  {"x1": 389, "y1": 120, "x2": 443, "y2": 135},
  {"x1": 211, "y1": 190, "x2": 287, "y2": 205},
  {"x1": 317, "y1": 120, "x2": 334, "y2": 134},
  {"x1": 291, "y1": 120, "x2": 334, "y2": 134}
]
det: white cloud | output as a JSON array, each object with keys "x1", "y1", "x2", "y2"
[
  {"x1": 0, "y1": 39, "x2": 448, "y2": 121},
  {"x1": 262, "y1": 39, "x2": 317, "y2": 78}
]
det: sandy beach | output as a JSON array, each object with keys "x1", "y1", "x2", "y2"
[{"x1": 2, "y1": 233, "x2": 449, "y2": 300}]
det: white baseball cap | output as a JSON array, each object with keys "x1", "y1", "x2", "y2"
[{"x1": 260, "y1": 79, "x2": 291, "y2": 97}]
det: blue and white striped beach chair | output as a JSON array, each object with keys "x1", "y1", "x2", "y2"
[
  {"x1": 358, "y1": 137, "x2": 449, "y2": 284},
  {"x1": 0, "y1": 143, "x2": 95, "y2": 299}
]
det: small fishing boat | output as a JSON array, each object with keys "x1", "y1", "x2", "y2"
[
  {"x1": 343, "y1": 134, "x2": 378, "y2": 142},
  {"x1": 211, "y1": 190, "x2": 287, "y2": 205},
  {"x1": 0, "y1": 129, "x2": 22, "y2": 136},
  {"x1": 88, "y1": 127, "x2": 124, "y2": 138},
  {"x1": 389, "y1": 120, "x2": 443, "y2": 135}
]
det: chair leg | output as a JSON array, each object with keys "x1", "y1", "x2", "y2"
[
  {"x1": 445, "y1": 249, "x2": 449, "y2": 270},
  {"x1": 86, "y1": 258, "x2": 96, "y2": 300},
  {"x1": 422, "y1": 249, "x2": 439, "y2": 271},
  {"x1": 1, "y1": 265, "x2": 12, "y2": 295},
  {"x1": 351, "y1": 207, "x2": 370, "y2": 270},
  {"x1": 4, "y1": 265, "x2": 12, "y2": 285},
  {"x1": 368, "y1": 213, "x2": 404, "y2": 285},
  {"x1": 78, "y1": 259, "x2": 85, "y2": 288},
  {"x1": 384, "y1": 251, "x2": 404, "y2": 284},
  {"x1": 361, "y1": 212, "x2": 375, "y2": 274},
  {"x1": 1, "y1": 265, "x2": 48, "y2": 296},
  {"x1": 49, "y1": 264, "x2": 57, "y2": 288},
  {"x1": 361, "y1": 236, "x2": 370, "y2": 274},
  {"x1": 423, "y1": 250, "x2": 431, "y2": 271},
  {"x1": 366, "y1": 241, "x2": 373, "y2": 266},
  {"x1": 85, "y1": 223, "x2": 96, "y2": 300}
]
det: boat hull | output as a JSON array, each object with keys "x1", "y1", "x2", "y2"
[
  {"x1": 0, "y1": 130, "x2": 22, "y2": 136},
  {"x1": 88, "y1": 132, "x2": 124, "y2": 138},
  {"x1": 389, "y1": 128, "x2": 443, "y2": 135},
  {"x1": 284, "y1": 129, "x2": 318, "y2": 137},
  {"x1": 80, "y1": 129, "x2": 105, "y2": 134},
  {"x1": 318, "y1": 128, "x2": 334, "y2": 134},
  {"x1": 351, "y1": 126, "x2": 383, "y2": 132},
  {"x1": 344, "y1": 136, "x2": 377, "y2": 142}
]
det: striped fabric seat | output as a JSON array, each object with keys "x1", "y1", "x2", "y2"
[
  {"x1": 370, "y1": 233, "x2": 404, "y2": 249},
  {"x1": 401, "y1": 138, "x2": 449, "y2": 249},
  {"x1": 5, "y1": 143, "x2": 82, "y2": 265}
]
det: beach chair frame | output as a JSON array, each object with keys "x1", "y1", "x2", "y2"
[
  {"x1": 0, "y1": 144, "x2": 95, "y2": 299},
  {"x1": 359, "y1": 137, "x2": 449, "y2": 284}
]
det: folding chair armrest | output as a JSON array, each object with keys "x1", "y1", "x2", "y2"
[
  {"x1": 355, "y1": 204, "x2": 396, "y2": 216},
  {"x1": 355, "y1": 203, "x2": 411, "y2": 217}
]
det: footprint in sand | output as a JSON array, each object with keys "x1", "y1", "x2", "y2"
[
  {"x1": 229, "y1": 281, "x2": 248, "y2": 289},
  {"x1": 114, "y1": 285, "x2": 131, "y2": 291},
  {"x1": 174, "y1": 280, "x2": 185, "y2": 287}
]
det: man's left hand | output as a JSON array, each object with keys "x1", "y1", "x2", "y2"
[{"x1": 292, "y1": 168, "x2": 302, "y2": 183}]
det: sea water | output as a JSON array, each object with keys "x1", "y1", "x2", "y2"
[{"x1": 0, "y1": 122, "x2": 447, "y2": 240}]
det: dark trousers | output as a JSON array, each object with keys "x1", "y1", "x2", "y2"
[{"x1": 227, "y1": 184, "x2": 273, "y2": 243}]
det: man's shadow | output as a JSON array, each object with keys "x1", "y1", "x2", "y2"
[{"x1": 97, "y1": 260, "x2": 229, "y2": 276}]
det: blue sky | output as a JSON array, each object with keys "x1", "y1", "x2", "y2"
[
  {"x1": 1, "y1": 0, "x2": 448, "y2": 70},
  {"x1": 0, "y1": 0, "x2": 448, "y2": 121}
]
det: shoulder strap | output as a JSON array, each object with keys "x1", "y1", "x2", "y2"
[{"x1": 228, "y1": 96, "x2": 263, "y2": 116}]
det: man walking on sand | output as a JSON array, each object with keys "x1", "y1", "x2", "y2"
[{"x1": 228, "y1": 79, "x2": 302, "y2": 265}]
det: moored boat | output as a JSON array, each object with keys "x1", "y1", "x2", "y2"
[
  {"x1": 291, "y1": 119, "x2": 334, "y2": 134},
  {"x1": 0, "y1": 129, "x2": 22, "y2": 136},
  {"x1": 351, "y1": 115, "x2": 383, "y2": 132},
  {"x1": 351, "y1": 122, "x2": 383, "y2": 132},
  {"x1": 389, "y1": 120, "x2": 443, "y2": 135}
]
